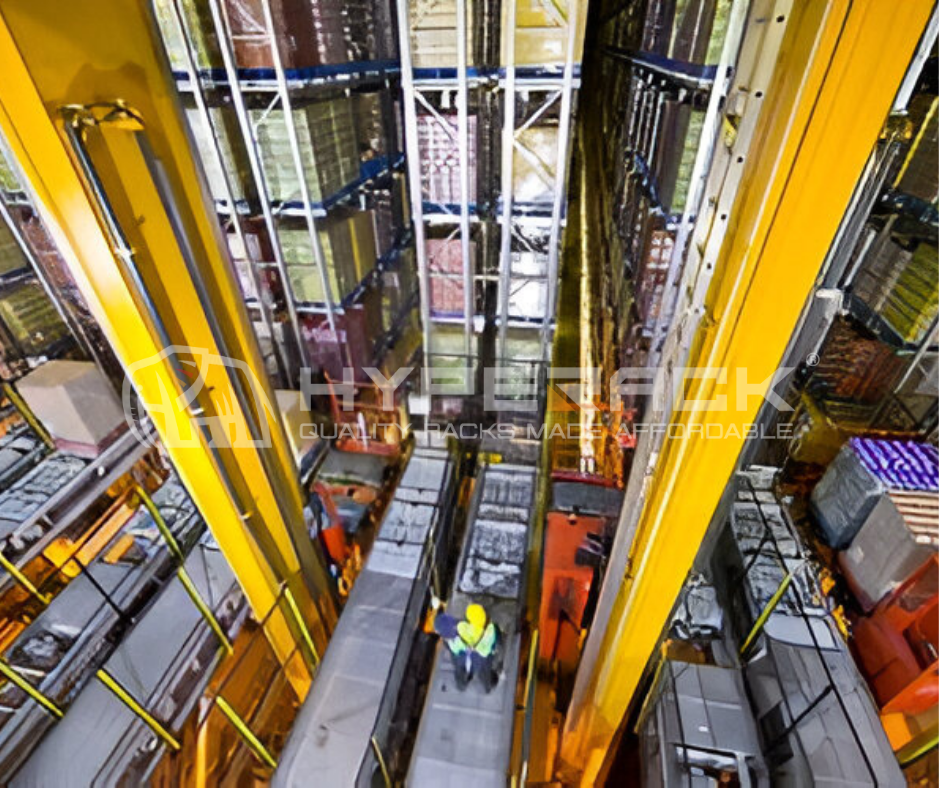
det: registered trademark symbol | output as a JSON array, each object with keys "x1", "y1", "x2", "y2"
[{"x1": 806, "y1": 353, "x2": 819, "y2": 366}]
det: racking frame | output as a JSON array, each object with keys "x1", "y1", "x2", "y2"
[
  {"x1": 396, "y1": 0, "x2": 586, "y2": 420},
  {"x1": 159, "y1": 0, "x2": 417, "y2": 387}
]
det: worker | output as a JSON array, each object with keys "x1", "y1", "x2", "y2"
[{"x1": 434, "y1": 602, "x2": 501, "y2": 691}]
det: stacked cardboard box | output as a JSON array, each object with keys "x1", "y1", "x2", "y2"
[
  {"x1": 279, "y1": 216, "x2": 358, "y2": 304},
  {"x1": 417, "y1": 114, "x2": 477, "y2": 206},
  {"x1": 513, "y1": 126, "x2": 558, "y2": 205},
  {"x1": 640, "y1": 0, "x2": 731, "y2": 65},
  {"x1": 839, "y1": 488, "x2": 938, "y2": 611},
  {"x1": 409, "y1": 0, "x2": 472, "y2": 68},
  {"x1": 0, "y1": 283, "x2": 69, "y2": 358},
  {"x1": 0, "y1": 219, "x2": 26, "y2": 276},
  {"x1": 507, "y1": 0, "x2": 570, "y2": 66},
  {"x1": 811, "y1": 438, "x2": 939, "y2": 549},
  {"x1": 254, "y1": 99, "x2": 359, "y2": 203},
  {"x1": 635, "y1": 229, "x2": 673, "y2": 335},
  {"x1": 807, "y1": 319, "x2": 906, "y2": 406},
  {"x1": 224, "y1": 0, "x2": 346, "y2": 69},
  {"x1": 152, "y1": 0, "x2": 220, "y2": 71},
  {"x1": 301, "y1": 288, "x2": 382, "y2": 379},
  {"x1": 18, "y1": 360, "x2": 125, "y2": 452},
  {"x1": 897, "y1": 95, "x2": 938, "y2": 203},
  {"x1": 878, "y1": 243, "x2": 939, "y2": 344},
  {"x1": 854, "y1": 234, "x2": 939, "y2": 344},
  {"x1": 0, "y1": 149, "x2": 21, "y2": 194},
  {"x1": 353, "y1": 92, "x2": 386, "y2": 161},
  {"x1": 651, "y1": 101, "x2": 705, "y2": 215},
  {"x1": 427, "y1": 238, "x2": 468, "y2": 316},
  {"x1": 344, "y1": 209, "x2": 380, "y2": 285}
]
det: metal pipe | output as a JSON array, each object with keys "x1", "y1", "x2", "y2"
[
  {"x1": 456, "y1": 0, "x2": 473, "y2": 359},
  {"x1": 216, "y1": 695, "x2": 278, "y2": 768},
  {"x1": 540, "y1": 2, "x2": 579, "y2": 359},
  {"x1": 96, "y1": 668, "x2": 181, "y2": 750},
  {"x1": 396, "y1": 0, "x2": 433, "y2": 413},
  {"x1": 497, "y1": 0, "x2": 516, "y2": 361}
]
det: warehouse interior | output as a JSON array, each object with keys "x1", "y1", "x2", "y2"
[{"x1": 0, "y1": 0, "x2": 935, "y2": 785}]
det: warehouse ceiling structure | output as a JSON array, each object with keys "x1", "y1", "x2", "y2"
[{"x1": 0, "y1": 0, "x2": 935, "y2": 785}]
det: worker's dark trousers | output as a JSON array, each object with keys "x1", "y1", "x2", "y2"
[{"x1": 451, "y1": 650, "x2": 499, "y2": 692}]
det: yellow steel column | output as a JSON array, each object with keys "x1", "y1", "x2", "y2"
[
  {"x1": 0, "y1": 1, "x2": 335, "y2": 680},
  {"x1": 559, "y1": 0, "x2": 934, "y2": 782}
]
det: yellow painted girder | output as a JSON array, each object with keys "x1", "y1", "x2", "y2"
[
  {"x1": 559, "y1": 0, "x2": 935, "y2": 782},
  {"x1": 0, "y1": 0, "x2": 335, "y2": 679}
]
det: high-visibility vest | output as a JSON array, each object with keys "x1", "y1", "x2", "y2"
[
  {"x1": 476, "y1": 622, "x2": 497, "y2": 658},
  {"x1": 457, "y1": 619, "x2": 483, "y2": 648}
]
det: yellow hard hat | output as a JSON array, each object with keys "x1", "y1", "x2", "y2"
[{"x1": 465, "y1": 603, "x2": 486, "y2": 629}]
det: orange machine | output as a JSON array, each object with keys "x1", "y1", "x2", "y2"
[
  {"x1": 326, "y1": 375, "x2": 407, "y2": 457},
  {"x1": 850, "y1": 554, "x2": 939, "y2": 716},
  {"x1": 539, "y1": 480, "x2": 623, "y2": 677}
]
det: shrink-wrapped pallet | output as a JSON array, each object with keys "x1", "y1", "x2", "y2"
[
  {"x1": 417, "y1": 114, "x2": 477, "y2": 206},
  {"x1": 513, "y1": 126, "x2": 558, "y2": 204},
  {"x1": 254, "y1": 99, "x2": 359, "y2": 204},
  {"x1": 278, "y1": 216, "x2": 358, "y2": 304}
]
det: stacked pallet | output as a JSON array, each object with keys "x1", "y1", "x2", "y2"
[
  {"x1": 806, "y1": 318, "x2": 906, "y2": 406},
  {"x1": 427, "y1": 238, "x2": 469, "y2": 316},
  {"x1": 417, "y1": 113, "x2": 478, "y2": 207},
  {"x1": 0, "y1": 283, "x2": 69, "y2": 360},
  {"x1": 812, "y1": 438, "x2": 939, "y2": 610},
  {"x1": 254, "y1": 101, "x2": 360, "y2": 204},
  {"x1": 408, "y1": 0, "x2": 472, "y2": 68}
]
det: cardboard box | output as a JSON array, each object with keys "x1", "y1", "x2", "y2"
[
  {"x1": 18, "y1": 360, "x2": 125, "y2": 450},
  {"x1": 275, "y1": 389, "x2": 317, "y2": 461}
]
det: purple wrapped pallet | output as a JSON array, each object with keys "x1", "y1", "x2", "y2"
[{"x1": 810, "y1": 437, "x2": 939, "y2": 548}]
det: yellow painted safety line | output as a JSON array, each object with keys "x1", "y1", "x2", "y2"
[
  {"x1": 0, "y1": 550, "x2": 50, "y2": 605},
  {"x1": 176, "y1": 567, "x2": 234, "y2": 655},
  {"x1": 893, "y1": 97, "x2": 938, "y2": 189},
  {"x1": 282, "y1": 586, "x2": 320, "y2": 667},
  {"x1": 215, "y1": 695, "x2": 277, "y2": 769},
  {"x1": 739, "y1": 572, "x2": 793, "y2": 656},
  {"x1": 134, "y1": 483, "x2": 184, "y2": 563},
  {"x1": 521, "y1": 630, "x2": 539, "y2": 720},
  {"x1": 2, "y1": 381, "x2": 54, "y2": 448},
  {"x1": 136, "y1": 483, "x2": 233, "y2": 654},
  {"x1": 370, "y1": 735, "x2": 392, "y2": 788},
  {"x1": 96, "y1": 669, "x2": 180, "y2": 750},
  {"x1": 0, "y1": 659, "x2": 62, "y2": 719}
]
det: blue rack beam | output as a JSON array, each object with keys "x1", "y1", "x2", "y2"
[{"x1": 173, "y1": 59, "x2": 401, "y2": 93}]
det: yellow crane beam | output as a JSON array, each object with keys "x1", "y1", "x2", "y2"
[
  {"x1": 0, "y1": 1, "x2": 336, "y2": 685},
  {"x1": 559, "y1": 0, "x2": 934, "y2": 782}
]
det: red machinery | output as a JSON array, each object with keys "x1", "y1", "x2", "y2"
[
  {"x1": 326, "y1": 375, "x2": 407, "y2": 457},
  {"x1": 538, "y1": 479, "x2": 623, "y2": 675},
  {"x1": 850, "y1": 554, "x2": 939, "y2": 716}
]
